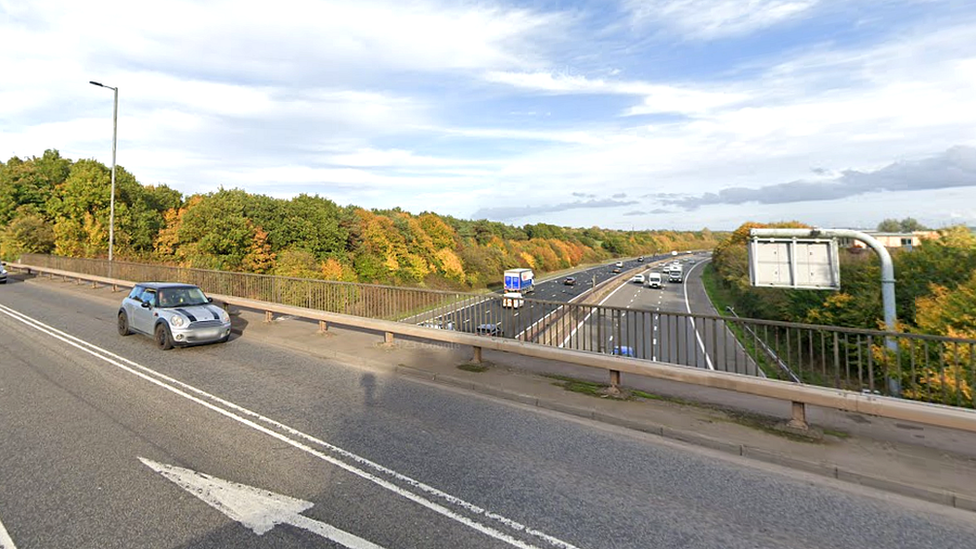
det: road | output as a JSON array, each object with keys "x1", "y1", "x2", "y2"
[
  {"x1": 2, "y1": 278, "x2": 975, "y2": 548},
  {"x1": 570, "y1": 256, "x2": 760, "y2": 375},
  {"x1": 415, "y1": 255, "x2": 668, "y2": 341}
]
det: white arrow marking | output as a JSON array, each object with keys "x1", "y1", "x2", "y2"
[
  {"x1": 140, "y1": 458, "x2": 385, "y2": 548},
  {"x1": 0, "y1": 516, "x2": 17, "y2": 549}
]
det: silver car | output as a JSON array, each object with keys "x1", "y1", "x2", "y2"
[
  {"x1": 118, "y1": 282, "x2": 232, "y2": 349},
  {"x1": 0, "y1": 261, "x2": 7, "y2": 284}
]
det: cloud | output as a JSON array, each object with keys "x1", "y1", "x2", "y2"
[
  {"x1": 612, "y1": 192, "x2": 628, "y2": 199},
  {"x1": 658, "y1": 146, "x2": 976, "y2": 210},
  {"x1": 623, "y1": 0, "x2": 820, "y2": 40},
  {"x1": 572, "y1": 192, "x2": 596, "y2": 198},
  {"x1": 483, "y1": 71, "x2": 749, "y2": 115},
  {"x1": 471, "y1": 198, "x2": 638, "y2": 221}
]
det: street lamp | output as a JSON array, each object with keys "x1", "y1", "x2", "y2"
[{"x1": 89, "y1": 80, "x2": 118, "y2": 262}]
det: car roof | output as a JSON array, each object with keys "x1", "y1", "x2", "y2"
[{"x1": 133, "y1": 282, "x2": 201, "y2": 290}]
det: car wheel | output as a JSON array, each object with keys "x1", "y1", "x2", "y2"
[
  {"x1": 118, "y1": 311, "x2": 131, "y2": 336},
  {"x1": 155, "y1": 323, "x2": 174, "y2": 350}
]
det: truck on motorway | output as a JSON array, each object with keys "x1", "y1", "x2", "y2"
[
  {"x1": 503, "y1": 268, "x2": 534, "y2": 294},
  {"x1": 502, "y1": 268, "x2": 534, "y2": 308}
]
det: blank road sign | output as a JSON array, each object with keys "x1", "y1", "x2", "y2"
[{"x1": 749, "y1": 238, "x2": 840, "y2": 290}]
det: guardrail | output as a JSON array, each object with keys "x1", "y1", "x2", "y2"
[{"x1": 10, "y1": 255, "x2": 976, "y2": 434}]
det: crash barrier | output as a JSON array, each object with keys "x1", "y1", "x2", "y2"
[{"x1": 10, "y1": 255, "x2": 976, "y2": 433}]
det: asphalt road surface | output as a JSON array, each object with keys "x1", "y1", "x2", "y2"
[
  {"x1": 416, "y1": 255, "x2": 670, "y2": 341},
  {"x1": 2, "y1": 278, "x2": 974, "y2": 548},
  {"x1": 576, "y1": 257, "x2": 759, "y2": 375}
]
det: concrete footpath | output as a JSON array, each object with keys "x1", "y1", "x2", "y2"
[{"x1": 236, "y1": 306, "x2": 976, "y2": 513}]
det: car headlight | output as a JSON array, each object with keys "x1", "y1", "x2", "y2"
[
  {"x1": 170, "y1": 315, "x2": 185, "y2": 327},
  {"x1": 219, "y1": 309, "x2": 230, "y2": 323}
]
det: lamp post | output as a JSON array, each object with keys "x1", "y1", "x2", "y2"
[{"x1": 89, "y1": 80, "x2": 117, "y2": 262}]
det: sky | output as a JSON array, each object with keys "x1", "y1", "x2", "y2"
[{"x1": 2, "y1": 0, "x2": 975, "y2": 232}]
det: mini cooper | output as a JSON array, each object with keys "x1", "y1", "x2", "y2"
[{"x1": 118, "y1": 282, "x2": 232, "y2": 349}]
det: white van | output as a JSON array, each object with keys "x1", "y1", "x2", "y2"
[
  {"x1": 502, "y1": 291, "x2": 524, "y2": 308},
  {"x1": 646, "y1": 272, "x2": 663, "y2": 288}
]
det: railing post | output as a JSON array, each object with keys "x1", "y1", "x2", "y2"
[{"x1": 787, "y1": 401, "x2": 809, "y2": 430}]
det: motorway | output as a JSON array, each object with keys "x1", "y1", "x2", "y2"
[
  {"x1": 420, "y1": 253, "x2": 759, "y2": 375},
  {"x1": 417, "y1": 255, "x2": 671, "y2": 340},
  {"x1": 564, "y1": 257, "x2": 760, "y2": 375},
  {"x1": 3, "y1": 277, "x2": 976, "y2": 548}
]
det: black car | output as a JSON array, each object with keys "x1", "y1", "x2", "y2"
[
  {"x1": 564, "y1": 276, "x2": 577, "y2": 286},
  {"x1": 476, "y1": 323, "x2": 502, "y2": 336}
]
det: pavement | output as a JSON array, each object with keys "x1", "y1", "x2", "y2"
[{"x1": 236, "y1": 306, "x2": 976, "y2": 513}]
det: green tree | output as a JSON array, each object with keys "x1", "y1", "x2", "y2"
[{"x1": 0, "y1": 206, "x2": 56, "y2": 258}]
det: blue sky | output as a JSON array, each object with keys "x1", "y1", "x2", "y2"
[{"x1": 2, "y1": 0, "x2": 975, "y2": 231}]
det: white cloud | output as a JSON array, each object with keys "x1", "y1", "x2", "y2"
[
  {"x1": 484, "y1": 71, "x2": 750, "y2": 115},
  {"x1": 623, "y1": 0, "x2": 820, "y2": 39}
]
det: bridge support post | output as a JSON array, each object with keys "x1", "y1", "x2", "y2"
[
  {"x1": 473, "y1": 346, "x2": 483, "y2": 363},
  {"x1": 265, "y1": 310, "x2": 273, "y2": 323},
  {"x1": 608, "y1": 369, "x2": 622, "y2": 395},
  {"x1": 91, "y1": 280, "x2": 99, "y2": 289},
  {"x1": 318, "y1": 320, "x2": 328, "y2": 333},
  {"x1": 112, "y1": 283, "x2": 119, "y2": 292},
  {"x1": 788, "y1": 401, "x2": 809, "y2": 430},
  {"x1": 384, "y1": 332, "x2": 394, "y2": 346}
]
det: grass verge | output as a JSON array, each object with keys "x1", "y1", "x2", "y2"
[
  {"x1": 457, "y1": 362, "x2": 491, "y2": 373},
  {"x1": 699, "y1": 264, "x2": 780, "y2": 379}
]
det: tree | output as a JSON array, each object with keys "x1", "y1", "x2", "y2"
[
  {"x1": 0, "y1": 206, "x2": 56, "y2": 258},
  {"x1": 877, "y1": 217, "x2": 928, "y2": 232}
]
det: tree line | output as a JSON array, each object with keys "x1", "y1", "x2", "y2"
[{"x1": 0, "y1": 150, "x2": 722, "y2": 289}]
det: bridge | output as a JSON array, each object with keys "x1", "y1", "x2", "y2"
[{"x1": 1, "y1": 255, "x2": 975, "y2": 548}]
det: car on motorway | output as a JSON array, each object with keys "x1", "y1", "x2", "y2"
[
  {"x1": 615, "y1": 261, "x2": 624, "y2": 268},
  {"x1": 630, "y1": 274, "x2": 645, "y2": 284},
  {"x1": 637, "y1": 256, "x2": 644, "y2": 262},
  {"x1": 646, "y1": 272, "x2": 663, "y2": 288},
  {"x1": 420, "y1": 320, "x2": 455, "y2": 330},
  {"x1": 475, "y1": 322, "x2": 502, "y2": 336},
  {"x1": 118, "y1": 282, "x2": 232, "y2": 350},
  {"x1": 0, "y1": 261, "x2": 7, "y2": 284},
  {"x1": 563, "y1": 276, "x2": 577, "y2": 286},
  {"x1": 612, "y1": 267, "x2": 622, "y2": 274},
  {"x1": 611, "y1": 345, "x2": 636, "y2": 357}
]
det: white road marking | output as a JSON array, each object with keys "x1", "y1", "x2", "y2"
[
  {"x1": 0, "y1": 304, "x2": 579, "y2": 549},
  {"x1": 558, "y1": 280, "x2": 632, "y2": 348},
  {"x1": 682, "y1": 262, "x2": 714, "y2": 370},
  {"x1": 0, "y1": 516, "x2": 17, "y2": 549},
  {"x1": 141, "y1": 458, "x2": 385, "y2": 548}
]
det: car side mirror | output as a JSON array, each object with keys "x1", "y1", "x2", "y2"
[
  {"x1": 141, "y1": 301, "x2": 151, "y2": 309},
  {"x1": 207, "y1": 297, "x2": 213, "y2": 303}
]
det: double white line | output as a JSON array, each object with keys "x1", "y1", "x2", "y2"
[{"x1": 0, "y1": 303, "x2": 580, "y2": 549}]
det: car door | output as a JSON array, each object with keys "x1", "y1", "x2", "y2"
[{"x1": 130, "y1": 287, "x2": 157, "y2": 334}]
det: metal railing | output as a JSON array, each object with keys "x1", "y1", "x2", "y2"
[{"x1": 17, "y1": 254, "x2": 976, "y2": 410}]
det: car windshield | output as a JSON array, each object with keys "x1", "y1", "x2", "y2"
[{"x1": 157, "y1": 287, "x2": 209, "y2": 308}]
